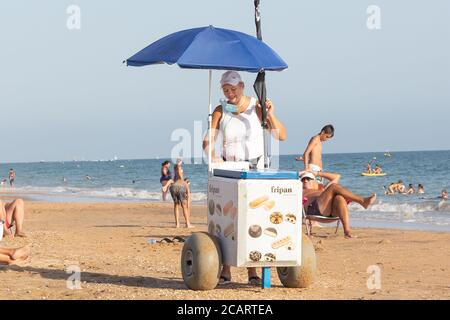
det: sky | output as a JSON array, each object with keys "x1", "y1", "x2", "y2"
[{"x1": 1, "y1": 0, "x2": 449, "y2": 163}]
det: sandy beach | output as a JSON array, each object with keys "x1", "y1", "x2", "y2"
[{"x1": 0, "y1": 200, "x2": 449, "y2": 300}]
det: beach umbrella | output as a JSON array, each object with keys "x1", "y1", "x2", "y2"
[{"x1": 125, "y1": 25, "x2": 287, "y2": 171}]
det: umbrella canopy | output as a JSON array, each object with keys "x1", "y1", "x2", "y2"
[{"x1": 125, "y1": 25, "x2": 287, "y2": 72}]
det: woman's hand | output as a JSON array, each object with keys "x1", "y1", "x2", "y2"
[
  {"x1": 265, "y1": 99, "x2": 274, "y2": 117},
  {"x1": 257, "y1": 99, "x2": 274, "y2": 117}
]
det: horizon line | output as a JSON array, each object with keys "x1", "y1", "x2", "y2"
[{"x1": 2, "y1": 148, "x2": 450, "y2": 165}]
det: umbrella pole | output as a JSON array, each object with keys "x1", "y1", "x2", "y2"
[
  {"x1": 208, "y1": 70, "x2": 212, "y2": 175},
  {"x1": 263, "y1": 124, "x2": 269, "y2": 169}
]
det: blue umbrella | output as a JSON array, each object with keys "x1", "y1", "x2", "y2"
[
  {"x1": 125, "y1": 25, "x2": 287, "y2": 72},
  {"x1": 125, "y1": 25, "x2": 287, "y2": 171}
]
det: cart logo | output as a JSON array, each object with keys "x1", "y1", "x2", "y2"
[
  {"x1": 271, "y1": 186, "x2": 292, "y2": 194},
  {"x1": 209, "y1": 185, "x2": 220, "y2": 195}
]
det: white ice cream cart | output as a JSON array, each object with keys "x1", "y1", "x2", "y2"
[
  {"x1": 124, "y1": 4, "x2": 317, "y2": 291},
  {"x1": 181, "y1": 165, "x2": 317, "y2": 290}
]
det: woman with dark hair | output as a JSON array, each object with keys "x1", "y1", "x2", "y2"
[
  {"x1": 417, "y1": 184, "x2": 425, "y2": 194},
  {"x1": 160, "y1": 161, "x2": 173, "y2": 201},
  {"x1": 168, "y1": 163, "x2": 193, "y2": 228},
  {"x1": 405, "y1": 184, "x2": 414, "y2": 195}
]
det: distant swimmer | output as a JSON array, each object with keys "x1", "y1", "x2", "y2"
[
  {"x1": 373, "y1": 164, "x2": 383, "y2": 174},
  {"x1": 440, "y1": 189, "x2": 448, "y2": 200},
  {"x1": 366, "y1": 162, "x2": 372, "y2": 174},
  {"x1": 0, "y1": 179, "x2": 6, "y2": 187},
  {"x1": 405, "y1": 184, "x2": 414, "y2": 195},
  {"x1": 8, "y1": 169, "x2": 16, "y2": 188},
  {"x1": 417, "y1": 184, "x2": 425, "y2": 194},
  {"x1": 62, "y1": 177, "x2": 67, "y2": 183},
  {"x1": 385, "y1": 180, "x2": 406, "y2": 194},
  {"x1": 384, "y1": 183, "x2": 395, "y2": 195},
  {"x1": 397, "y1": 180, "x2": 406, "y2": 193}
]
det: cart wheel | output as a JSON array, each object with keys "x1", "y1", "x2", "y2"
[
  {"x1": 277, "y1": 234, "x2": 316, "y2": 288},
  {"x1": 181, "y1": 232, "x2": 222, "y2": 290}
]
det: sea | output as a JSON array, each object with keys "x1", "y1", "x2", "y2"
[{"x1": 1, "y1": 150, "x2": 449, "y2": 232}]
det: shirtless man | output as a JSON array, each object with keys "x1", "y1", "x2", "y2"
[{"x1": 301, "y1": 125, "x2": 334, "y2": 175}]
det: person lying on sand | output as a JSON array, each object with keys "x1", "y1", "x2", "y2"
[
  {"x1": 301, "y1": 171, "x2": 376, "y2": 238},
  {"x1": 0, "y1": 245, "x2": 31, "y2": 265},
  {"x1": 0, "y1": 198, "x2": 27, "y2": 237}
]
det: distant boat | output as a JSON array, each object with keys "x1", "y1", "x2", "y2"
[{"x1": 384, "y1": 151, "x2": 391, "y2": 157}]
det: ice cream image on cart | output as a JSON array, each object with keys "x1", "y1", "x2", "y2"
[{"x1": 124, "y1": 1, "x2": 316, "y2": 290}]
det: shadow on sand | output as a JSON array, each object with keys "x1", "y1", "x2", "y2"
[{"x1": 1, "y1": 265, "x2": 260, "y2": 290}]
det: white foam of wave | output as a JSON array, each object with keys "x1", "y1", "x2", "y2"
[
  {"x1": 348, "y1": 200, "x2": 450, "y2": 213},
  {"x1": 2, "y1": 186, "x2": 207, "y2": 202}
]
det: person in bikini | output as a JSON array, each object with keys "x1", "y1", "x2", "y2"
[
  {"x1": 301, "y1": 171, "x2": 376, "y2": 238},
  {"x1": 297, "y1": 125, "x2": 334, "y2": 227},
  {"x1": 168, "y1": 163, "x2": 194, "y2": 228},
  {"x1": 160, "y1": 161, "x2": 174, "y2": 201},
  {"x1": 8, "y1": 169, "x2": 16, "y2": 188}
]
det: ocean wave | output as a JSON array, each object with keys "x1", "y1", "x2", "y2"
[
  {"x1": 349, "y1": 200, "x2": 450, "y2": 213},
  {"x1": 1, "y1": 186, "x2": 207, "y2": 202}
]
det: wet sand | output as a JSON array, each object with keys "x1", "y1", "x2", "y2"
[{"x1": 0, "y1": 201, "x2": 449, "y2": 299}]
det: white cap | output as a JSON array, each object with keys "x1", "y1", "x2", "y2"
[
  {"x1": 220, "y1": 71, "x2": 242, "y2": 87},
  {"x1": 300, "y1": 172, "x2": 315, "y2": 181}
]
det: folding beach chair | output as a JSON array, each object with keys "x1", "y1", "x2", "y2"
[{"x1": 302, "y1": 197, "x2": 340, "y2": 236}]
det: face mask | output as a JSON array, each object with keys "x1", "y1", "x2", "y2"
[{"x1": 220, "y1": 98, "x2": 238, "y2": 113}]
